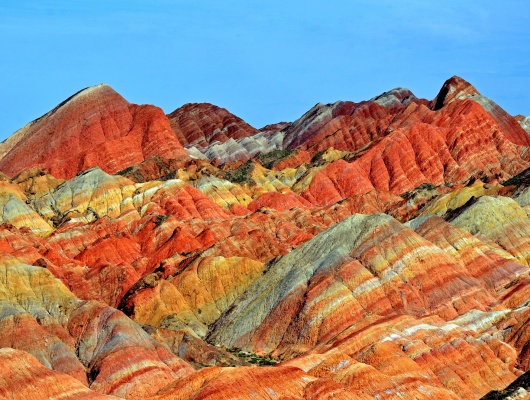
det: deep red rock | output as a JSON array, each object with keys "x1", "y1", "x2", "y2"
[
  {"x1": 167, "y1": 102, "x2": 258, "y2": 148},
  {"x1": 247, "y1": 191, "x2": 312, "y2": 212}
]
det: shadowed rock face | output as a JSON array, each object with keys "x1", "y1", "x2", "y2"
[
  {"x1": 2, "y1": 76, "x2": 530, "y2": 399},
  {"x1": 432, "y1": 75, "x2": 480, "y2": 110}
]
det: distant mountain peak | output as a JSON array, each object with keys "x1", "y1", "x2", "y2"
[{"x1": 167, "y1": 102, "x2": 258, "y2": 148}]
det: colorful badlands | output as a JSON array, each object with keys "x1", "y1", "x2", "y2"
[{"x1": 1, "y1": 76, "x2": 530, "y2": 398}]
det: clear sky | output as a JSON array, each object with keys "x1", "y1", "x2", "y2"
[{"x1": 1, "y1": 1, "x2": 529, "y2": 141}]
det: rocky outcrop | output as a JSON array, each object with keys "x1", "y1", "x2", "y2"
[
  {"x1": 207, "y1": 213, "x2": 499, "y2": 350},
  {"x1": 0, "y1": 179, "x2": 53, "y2": 235},
  {"x1": 150, "y1": 365, "x2": 375, "y2": 400},
  {"x1": 431, "y1": 75, "x2": 480, "y2": 110},
  {"x1": 201, "y1": 207, "x2": 530, "y2": 398},
  {"x1": 187, "y1": 130, "x2": 286, "y2": 165},
  {"x1": 519, "y1": 116, "x2": 530, "y2": 134},
  {"x1": 481, "y1": 370, "x2": 530, "y2": 399}
]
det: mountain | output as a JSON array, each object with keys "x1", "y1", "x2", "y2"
[
  {"x1": 0, "y1": 84, "x2": 189, "y2": 179},
  {"x1": 1, "y1": 76, "x2": 530, "y2": 399},
  {"x1": 167, "y1": 102, "x2": 259, "y2": 147}
]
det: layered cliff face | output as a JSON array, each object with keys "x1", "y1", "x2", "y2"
[{"x1": 1, "y1": 76, "x2": 530, "y2": 399}]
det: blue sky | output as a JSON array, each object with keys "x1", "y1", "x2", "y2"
[{"x1": 1, "y1": 1, "x2": 529, "y2": 141}]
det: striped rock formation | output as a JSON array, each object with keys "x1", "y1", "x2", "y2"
[
  {"x1": 0, "y1": 85, "x2": 189, "y2": 179},
  {"x1": 0, "y1": 255, "x2": 193, "y2": 399},
  {"x1": 0, "y1": 348, "x2": 114, "y2": 400},
  {"x1": 0, "y1": 76, "x2": 530, "y2": 399},
  {"x1": 167, "y1": 102, "x2": 258, "y2": 148}
]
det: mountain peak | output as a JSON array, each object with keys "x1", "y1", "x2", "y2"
[
  {"x1": 371, "y1": 87, "x2": 417, "y2": 108},
  {"x1": 167, "y1": 102, "x2": 258, "y2": 148},
  {"x1": 0, "y1": 84, "x2": 121, "y2": 161},
  {"x1": 0, "y1": 84, "x2": 188, "y2": 179},
  {"x1": 432, "y1": 75, "x2": 480, "y2": 110},
  {"x1": 65, "y1": 83, "x2": 115, "y2": 102}
]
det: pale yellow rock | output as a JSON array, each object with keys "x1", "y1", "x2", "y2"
[
  {"x1": 129, "y1": 278, "x2": 207, "y2": 335},
  {"x1": 318, "y1": 147, "x2": 352, "y2": 163},
  {"x1": 291, "y1": 165, "x2": 326, "y2": 194},
  {"x1": 193, "y1": 176, "x2": 252, "y2": 208},
  {"x1": 0, "y1": 254, "x2": 77, "y2": 321},
  {"x1": 34, "y1": 168, "x2": 137, "y2": 222},
  {"x1": 0, "y1": 181, "x2": 53, "y2": 235},
  {"x1": 13, "y1": 168, "x2": 64, "y2": 199},
  {"x1": 451, "y1": 196, "x2": 528, "y2": 235},
  {"x1": 25, "y1": 167, "x2": 191, "y2": 228},
  {"x1": 419, "y1": 180, "x2": 503, "y2": 217},
  {"x1": 131, "y1": 178, "x2": 186, "y2": 209},
  {"x1": 449, "y1": 195, "x2": 530, "y2": 266},
  {"x1": 171, "y1": 256, "x2": 265, "y2": 324},
  {"x1": 129, "y1": 257, "x2": 265, "y2": 337}
]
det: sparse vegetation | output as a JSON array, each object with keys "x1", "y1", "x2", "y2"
[
  {"x1": 154, "y1": 214, "x2": 169, "y2": 226},
  {"x1": 224, "y1": 160, "x2": 254, "y2": 183},
  {"x1": 256, "y1": 149, "x2": 294, "y2": 169},
  {"x1": 416, "y1": 182, "x2": 437, "y2": 191},
  {"x1": 310, "y1": 149, "x2": 327, "y2": 165},
  {"x1": 227, "y1": 349, "x2": 279, "y2": 366},
  {"x1": 116, "y1": 165, "x2": 135, "y2": 176},
  {"x1": 503, "y1": 167, "x2": 530, "y2": 187},
  {"x1": 401, "y1": 182, "x2": 438, "y2": 199},
  {"x1": 159, "y1": 171, "x2": 178, "y2": 181},
  {"x1": 444, "y1": 196, "x2": 478, "y2": 222},
  {"x1": 481, "y1": 370, "x2": 530, "y2": 399}
]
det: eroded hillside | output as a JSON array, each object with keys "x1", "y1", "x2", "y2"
[{"x1": 1, "y1": 76, "x2": 530, "y2": 399}]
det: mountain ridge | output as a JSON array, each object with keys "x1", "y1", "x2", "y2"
[{"x1": 2, "y1": 76, "x2": 530, "y2": 399}]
